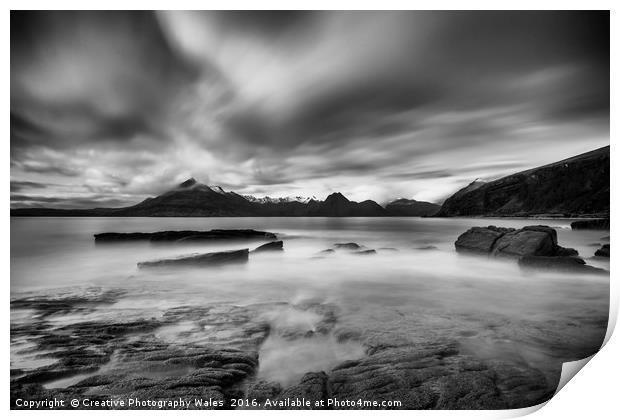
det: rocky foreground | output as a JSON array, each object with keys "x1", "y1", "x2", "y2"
[{"x1": 11, "y1": 286, "x2": 583, "y2": 410}]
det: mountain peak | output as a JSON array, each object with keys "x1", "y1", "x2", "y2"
[
  {"x1": 324, "y1": 192, "x2": 350, "y2": 203},
  {"x1": 178, "y1": 178, "x2": 197, "y2": 188}
]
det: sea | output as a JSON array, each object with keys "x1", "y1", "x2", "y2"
[{"x1": 10, "y1": 217, "x2": 610, "y2": 390}]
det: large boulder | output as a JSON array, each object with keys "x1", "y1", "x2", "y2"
[
  {"x1": 137, "y1": 249, "x2": 249, "y2": 268},
  {"x1": 455, "y1": 226, "x2": 514, "y2": 254},
  {"x1": 491, "y1": 229, "x2": 555, "y2": 258},
  {"x1": 457, "y1": 225, "x2": 560, "y2": 258},
  {"x1": 454, "y1": 225, "x2": 608, "y2": 274}
]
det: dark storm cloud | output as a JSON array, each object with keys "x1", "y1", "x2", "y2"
[
  {"x1": 10, "y1": 11, "x2": 198, "y2": 152},
  {"x1": 213, "y1": 11, "x2": 608, "y2": 159},
  {"x1": 10, "y1": 180, "x2": 52, "y2": 192},
  {"x1": 10, "y1": 10, "x2": 609, "y2": 206}
]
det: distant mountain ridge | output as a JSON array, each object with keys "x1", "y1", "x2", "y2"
[
  {"x1": 436, "y1": 146, "x2": 610, "y2": 217},
  {"x1": 11, "y1": 180, "x2": 395, "y2": 217},
  {"x1": 385, "y1": 198, "x2": 440, "y2": 216}
]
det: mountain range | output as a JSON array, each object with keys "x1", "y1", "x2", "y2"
[
  {"x1": 10, "y1": 146, "x2": 609, "y2": 218},
  {"x1": 11, "y1": 178, "x2": 439, "y2": 217}
]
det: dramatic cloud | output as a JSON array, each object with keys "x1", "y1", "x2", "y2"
[{"x1": 11, "y1": 11, "x2": 609, "y2": 208}]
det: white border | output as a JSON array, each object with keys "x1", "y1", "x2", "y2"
[{"x1": 4, "y1": 2, "x2": 616, "y2": 419}]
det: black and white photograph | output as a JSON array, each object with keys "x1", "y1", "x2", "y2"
[{"x1": 9, "y1": 9, "x2": 611, "y2": 411}]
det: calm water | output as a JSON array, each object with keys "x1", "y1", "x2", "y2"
[{"x1": 10, "y1": 217, "x2": 610, "y2": 388}]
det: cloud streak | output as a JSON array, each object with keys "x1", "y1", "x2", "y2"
[{"x1": 10, "y1": 11, "x2": 609, "y2": 208}]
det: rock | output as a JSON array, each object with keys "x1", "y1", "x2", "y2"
[
  {"x1": 521, "y1": 225, "x2": 558, "y2": 245},
  {"x1": 252, "y1": 241, "x2": 284, "y2": 253},
  {"x1": 334, "y1": 243, "x2": 362, "y2": 250},
  {"x1": 137, "y1": 249, "x2": 249, "y2": 268},
  {"x1": 555, "y1": 246, "x2": 579, "y2": 257},
  {"x1": 594, "y1": 244, "x2": 610, "y2": 258},
  {"x1": 414, "y1": 246, "x2": 437, "y2": 251},
  {"x1": 457, "y1": 225, "x2": 563, "y2": 258},
  {"x1": 10, "y1": 293, "x2": 275, "y2": 409},
  {"x1": 247, "y1": 380, "x2": 282, "y2": 404},
  {"x1": 353, "y1": 250, "x2": 377, "y2": 255},
  {"x1": 320, "y1": 340, "x2": 550, "y2": 409},
  {"x1": 518, "y1": 256, "x2": 607, "y2": 274},
  {"x1": 95, "y1": 229, "x2": 277, "y2": 243},
  {"x1": 455, "y1": 225, "x2": 607, "y2": 274},
  {"x1": 11, "y1": 288, "x2": 125, "y2": 318},
  {"x1": 318, "y1": 249, "x2": 335, "y2": 254},
  {"x1": 455, "y1": 226, "x2": 512, "y2": 254},
  {"x1": 491, "y1": 229, "x2": 555, "y2": 258},
  {"x1": 571, "y1": 219, "x2": 610, "y2": 230},
  {"x1": 275, "y1": 372, "x2": 329, "y2": 409}
]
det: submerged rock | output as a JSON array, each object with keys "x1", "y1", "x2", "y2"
[
  {"x1": 594, "y1": 244, "x2": 610, "y2": 258},
  {"x1": 414, "y1": 246, "x2": 437, "y2": 251},
  {"x1": 353, "y1": 249, "x2": 377, "y2": 255},
  {"x1": 570, "y1": 219, "x2": 610, "y2": 230},
  {"x1": 334, "y1": 243, "x2": 362, "y2": 250},
  {"x1": 137, "y1": 249, "x2": 249, "y2": 268},
  {"x1": 252, "y1": 241, "x2": 284, "y2": 253},
  {"x1": 95, "y1": 229, "x2": 276, "y2": 243},
  {"x1": 518, "y1": 256, "x2": 607, "y2": 274}
]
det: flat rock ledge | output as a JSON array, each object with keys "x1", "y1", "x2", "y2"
[
  {"x1": 455, "y1": 225, "x2": 606, "y2": 274},
  {"x1": 95, "y1": 229, "x2": 277, "y2": 243},
  {"x1": 252, "y1": 241, "x2": 284, "y2": 253},
  {"x1": 138, "y1": 249, "x2": 249, "y2": 268}
]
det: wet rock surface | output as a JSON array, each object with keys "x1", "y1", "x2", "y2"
[
  {"x1": 10, "y1": 286, "x2": 595, "y2": 410},
  {"x1": 94, "y1": 229, "x2": 277, "y2": 243},
  {"x1": 137, "y1": 249, "x2": 249, "y2": 268}
]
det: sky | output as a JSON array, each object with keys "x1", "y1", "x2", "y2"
[{"x1": 10, "y1": 11, "x2": 609, "y2": 208}]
